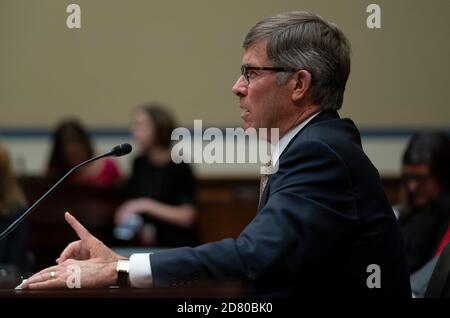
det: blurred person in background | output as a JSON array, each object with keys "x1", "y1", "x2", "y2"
[
  {"x1": 398, "y1": 132, "x2": 450, "y2": 274},
  {"x1": 114, "y1": 104, "x2": 198, "y2": 247},
  {"x1": 0, "y1": 142, "x2": 29, "y2": 271},
  {"x1": 47, "y1": 119, "x2": 122, "y2": 188}
]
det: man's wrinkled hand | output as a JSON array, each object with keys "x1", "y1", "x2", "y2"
[
  {"x1": 22, "y1": 211, "x2": 126, "y2": 289},
  {"x1": 22, "y1": 258, "x2": 117, "y2": 289},
  {"x1": 55, "y1": 212, "x2": 123, "y2": 264}
]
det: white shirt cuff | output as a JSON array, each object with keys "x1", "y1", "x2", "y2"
[{"x1": 129, "y1": 253, "x2": 154, "y2": 288}]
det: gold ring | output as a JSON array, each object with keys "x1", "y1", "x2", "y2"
[{"x1": 50, "y1": 271, "x2": 56, "y2": 279}]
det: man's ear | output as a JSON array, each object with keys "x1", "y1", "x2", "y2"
[{"x1": 291, "y1": 70, "x2": 312, "y2": 102}]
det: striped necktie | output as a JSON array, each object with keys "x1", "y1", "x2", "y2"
[{"x1": 259, "y1": 160, "x2": 272, "y2": 205}]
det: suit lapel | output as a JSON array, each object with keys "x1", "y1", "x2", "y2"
[{"x1": 257, "y1": 111, "x2": 340, "y2": 211}]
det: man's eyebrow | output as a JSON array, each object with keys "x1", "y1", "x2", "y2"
[{"x1": 242, "y1": 63, "x2": 256, "y2": 68}]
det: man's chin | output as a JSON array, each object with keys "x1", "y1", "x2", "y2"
[
  {"x1": 242, "y1": 122, "x2": 254, "y2": 131},
  {"x1": 412, "y1": 199, "x2": 429, "y2": 209}
]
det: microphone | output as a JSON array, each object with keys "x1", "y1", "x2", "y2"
[
  {"x1": 0, "y1": 143, "x2": 132, "y2": 241},
  {"x1": 110, "y1": 143, "x2": 132, "y2": 157}
]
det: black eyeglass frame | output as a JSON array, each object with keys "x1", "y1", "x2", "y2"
[
  {"x1": 240, "y1": 65, "x2": 295, "y2": 84},
  {"x1": 401, "y1": 174, "x2": 433, "y2": 186}
]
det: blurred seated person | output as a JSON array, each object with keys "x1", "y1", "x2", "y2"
[
  {"x1": 398, "y1": 132, "x2": 450, "y2": 273},
  {"x1": 114, "y1": 104, "x2": 198, "y2": 247},
  {"x1": 0, "y1": 142, "x2": 29, "y2": 271},
  {"x1": 47, "y1": 119, "x2": 122, "y2": 187}
]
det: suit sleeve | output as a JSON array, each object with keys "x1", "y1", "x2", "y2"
[{"x1": 150, "y1": 140, "x2": 358, "y2": 290}]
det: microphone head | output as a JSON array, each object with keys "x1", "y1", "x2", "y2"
[{"x1": 110, "y1": 143, "x2": 132, "y2": 157}]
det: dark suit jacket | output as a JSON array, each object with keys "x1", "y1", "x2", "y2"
[{"x1": 150, "y1": 111, "x2": 412, "y2": 297}]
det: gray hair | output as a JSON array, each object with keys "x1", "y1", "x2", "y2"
[{"x1": 243, "y1": 11, "x2": 351, "y2": 111}]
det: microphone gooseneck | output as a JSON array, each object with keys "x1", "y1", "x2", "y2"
[{"x1": 0, "y1": 143, "x2": 132, "y2": 241}]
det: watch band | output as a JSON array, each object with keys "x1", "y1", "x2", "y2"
[{"x1": 116, "y1": 259, "x2": 130, "y2": 288}]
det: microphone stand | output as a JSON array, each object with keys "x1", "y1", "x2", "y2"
[{"x1": 0, "y1": 152, "x2": 112, "y2": 241}]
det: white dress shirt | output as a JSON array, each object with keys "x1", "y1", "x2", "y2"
[
  {"x1": 128, "y1": 111, "x2": 321, "y2": 288},
  {"x1": 271, "y1": 111, "x2": 320, "y2": 169}
]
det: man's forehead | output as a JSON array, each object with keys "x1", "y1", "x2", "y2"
[
  {"x1": 403, "y1": 163, "x2": 431, "y2": 175},
  {"x1": 242, "y1": 39, "x2": 269, "y2": 64}
]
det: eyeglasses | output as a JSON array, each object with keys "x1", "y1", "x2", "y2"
[
  {"x1": 401, "y1": 174, "x2": 432, "y2": 186},
  {"x1": 240, "y1": 65, "x2": 294, "y2": 85}
]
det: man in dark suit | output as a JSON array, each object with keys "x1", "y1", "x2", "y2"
[{"x1": 23, "y1": 11, "x2": 411, "y2": 297}]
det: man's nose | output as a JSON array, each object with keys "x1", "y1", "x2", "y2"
[
  {"x1": 232, "y1": 75, "x2": 247, "y2": 97},
  {"x1": 407, "y1": 179, "x2": 419, "y2": 193}
]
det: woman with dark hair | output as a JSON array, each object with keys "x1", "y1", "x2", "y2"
[
  {"x1": 0, "y1": 142, "x2": 29, "y2": 270},
  {"x1": 47, "y1": 119, "x2": 122, "y2": 187},
  {"x1": 399, "y1": 132, "x2": 450, "y2": 273},
  {"x1": 114, "y1": 103, "x2": 198, "y2": 247}
]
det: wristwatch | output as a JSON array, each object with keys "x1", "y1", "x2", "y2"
[{"x1": 116, "y1": 259, "x2": 130, "y2": 288}]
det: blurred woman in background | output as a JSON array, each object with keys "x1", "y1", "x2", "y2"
[
  {"x1": 0, "y1": 142, "x2": 29, "y2": 270},
  {"x1": 114, "y1": 103, "x2": 198, "y2": 247},
  {"x1": 47, "y1": 119, "x2": 122, "y2": 187}
]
